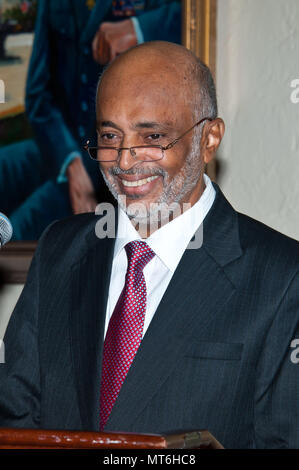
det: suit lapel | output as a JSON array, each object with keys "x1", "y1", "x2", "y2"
[
  {"x1": 105, "y1": 184, "x2": 244, "y2": 431},
  {"x1": 70, "y1": 0, "x2": 91, "y2": 35},
  {"x1": 70, "y1": 232, "x2": 115, "y2": 430},
  {"x1": 105, "y1": 248, "x2": 237, "y2": 431},
  {"x1": 80, "y1": 0, "x2": 112, "y2": 45}
]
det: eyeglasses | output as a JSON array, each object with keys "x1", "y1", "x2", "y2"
[{"x1": 83, "y1": 116, "x2": 213, "y2": 163}]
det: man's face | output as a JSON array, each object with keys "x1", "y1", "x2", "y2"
[{"x1": 97, "y1": 64, "x2": 204, "y2": 223}]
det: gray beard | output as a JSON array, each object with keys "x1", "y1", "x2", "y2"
[{"x1": 99, "y1": 131, "x2": 203, "y2": 226}]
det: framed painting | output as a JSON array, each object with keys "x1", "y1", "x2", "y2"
[{"x1": 0, "y1": 0, "x2": 217, "y2": 283}]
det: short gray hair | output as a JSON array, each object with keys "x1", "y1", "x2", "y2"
[{"x1": 191, "y1": 58, "x2": 218, "y2": 121}]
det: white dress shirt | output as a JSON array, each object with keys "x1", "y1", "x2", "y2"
[{"x1": 104, "y1": 173, "x2": 216, "y2": 339}]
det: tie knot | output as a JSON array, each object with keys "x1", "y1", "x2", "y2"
[{"x1": 125, "y1": 240, "x2": 155, "y2": 272}]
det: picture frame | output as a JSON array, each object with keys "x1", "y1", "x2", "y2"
[{"x1": 0, "y1": 0, "x2": 217, "y2": 284}]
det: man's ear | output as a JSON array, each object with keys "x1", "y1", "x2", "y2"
[{"x1": 202, "y1": 118, "x2": 225, "y2": 164}]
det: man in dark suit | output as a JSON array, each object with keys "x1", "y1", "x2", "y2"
[
  {"x1": 0, "y1": 0, "x2": 181, "y2": 239},
  {"x1": 0, "y1": 41, "x2": 299, "y2": 449}
]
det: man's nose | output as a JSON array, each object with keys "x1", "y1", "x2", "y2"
[{"x1": 117, "y1": 147, "x2": 139, "y2": 171}]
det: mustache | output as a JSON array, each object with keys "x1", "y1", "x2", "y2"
[{"x1": 109, "y1": 166, "x2": 167, "y2": 178}]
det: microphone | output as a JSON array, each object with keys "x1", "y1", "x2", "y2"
[{"x1": 0, "y1": 213, "x2": 13, "y2": 248}]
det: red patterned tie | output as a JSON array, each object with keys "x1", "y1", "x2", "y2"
[{"x1": 99, "y1": 240, "x2": 155, "y2": 430}]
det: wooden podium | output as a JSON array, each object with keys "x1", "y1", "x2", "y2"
[{"x1": 0, "y1": 428, "x2": 224, "y2": 449}]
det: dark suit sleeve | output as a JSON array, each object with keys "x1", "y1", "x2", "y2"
[
  {"x1": 25, "y1": 0, "x2": 81, "y2": 173},
  {"x1": 254, "y1": 271, "x2": 299, "y2": 449},
  {"x1": 0, "y1": 229, "x2": 51, "y2": 428},
  {"x1": 137, "y1": 1, "x2": 181, "y2": 44}
]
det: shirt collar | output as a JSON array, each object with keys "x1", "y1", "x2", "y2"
[{"x1": 113, "y1": 174, "x2": 216, "y2": 271}]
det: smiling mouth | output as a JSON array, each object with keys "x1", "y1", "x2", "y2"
[{"x1": 121, "y1": 175, "x2": 160, "y2": 187}]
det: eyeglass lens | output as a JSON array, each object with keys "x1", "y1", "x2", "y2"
[{"x1": 89, "y1": 146, "x2": 164, "y2": 162}]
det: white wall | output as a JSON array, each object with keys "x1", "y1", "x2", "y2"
[{"x1": 216, "y1": 0, "x2": 299, "y2": 240}]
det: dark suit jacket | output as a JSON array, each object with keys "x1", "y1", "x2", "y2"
[
  {"x1": 0, "y1": 184, "x2": 299, "y2": 449},
  {"x1": 25, "y1": 0, "x2": 181, "y2": 181}
]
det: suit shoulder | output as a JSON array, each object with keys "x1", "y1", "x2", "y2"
[
  {"x1": 37, "y1": 213, "x2": 101, "y2": 264},
  {"x1": 41, "y1": 213, "x2": 98, "y2": 242},
  {"x1": 237, "y1": 211, "x2": 299, "y2": 271}
]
